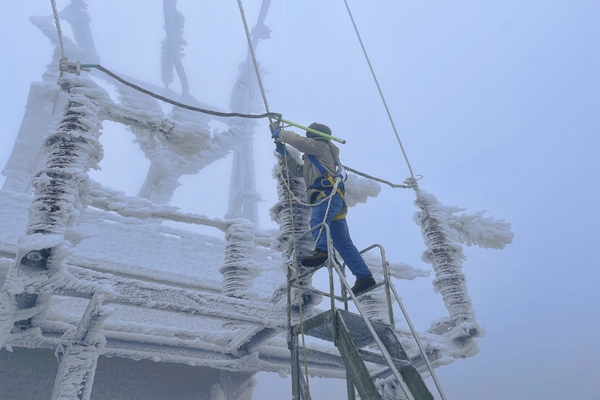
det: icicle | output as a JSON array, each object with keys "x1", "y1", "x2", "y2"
[{"x1": 219, "y1": 220, "x2": 260, "y2": 299}]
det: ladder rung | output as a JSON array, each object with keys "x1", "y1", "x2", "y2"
[{"x1": 357, "y1": 348, "x2": 413, "y2": 370}]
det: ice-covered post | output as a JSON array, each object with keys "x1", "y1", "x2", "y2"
[
  {"x1": 269, "y1": 158, "x2": 315, "y2": 309},
  {"x1": 0, "y1": 76, "x2": 104, "y2": 338},
  {"x1": 414, "y1": 189, "x2": 512, "y2": 334},
  {"x1": 415, "y1": 192, "x2": 475, "y2": 326},
  {"x1": 51, "y1": 290, "x2": 112, "y2": 400},
  {"x1": 219, "y1": 220, "x2": 260, "y2": 299}
]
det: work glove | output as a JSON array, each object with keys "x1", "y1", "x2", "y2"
[
  {"x1": 275, "y1": 142, "x2": 288, "y2": 156},
  {"x1": 270, "y1": 120, "x2": 282, "y2": 139},
  {"x1": 269, "y1": 120, "x2": 281, "y2": 132}
]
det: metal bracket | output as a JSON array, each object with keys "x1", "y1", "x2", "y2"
[{"x1": 59, "y1": 57, "x2": 90, "y2": 76}]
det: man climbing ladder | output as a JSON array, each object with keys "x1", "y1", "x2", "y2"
[{"x1": 272, "y1": 122, "x2": 376, "y2": 296}]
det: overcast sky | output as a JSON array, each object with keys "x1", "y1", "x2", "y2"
[{"x1": 1, "y1": 1, "x2": 598, "y2": 399}]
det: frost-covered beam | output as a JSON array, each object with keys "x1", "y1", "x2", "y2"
[
  {"x1": 7, "y1": 325, "x2": 349, "y2": 377},
  {"x1": 88, "y1": 180, "x2": 231, "y2": 232},
  {"x1": 101, "y1": 336, "x2": 348, "y2": 376},
  {"x1": 51, "y1": 291, "x2": 112, "y2": 400},
  {"x1": 226, "y1": 326, "x2": 279, "y2": 357},
  {"x1": 87, "y1": 180, "x2": 278, "y2": 245},
  {"x1": 54, "y1": 272, "x2": 286, "y2": 328},
  {"x1": 100, "y1": 103, "x2": 176, "y2": 137}
]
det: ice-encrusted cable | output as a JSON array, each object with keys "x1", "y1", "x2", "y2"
[
  {"x1": 342, "y1": 165, "x2": 411, "y2": 189},
  {"x1": 81, "y1": 64, "x2": 280, "y2": 120},
  {"x1": 342, "y1": 0, "x2": 416, "y2": 180},
  {"x1": 236, "y1": 0, "x2": 272, "y2": 119},
  {"x1": 50, "y1": 0, "x2": 65, "y2": 59}
]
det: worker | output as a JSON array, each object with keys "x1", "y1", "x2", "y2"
[{"x1": 272, "y1": 122, "x2": 376, "y2": 296}]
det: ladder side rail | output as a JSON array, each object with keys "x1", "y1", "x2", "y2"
[
  {"x1": 334, "y1": 311, "x2": 382, "y2": 400},
  {"x1": 388, "y1": 283, "x2": 447, "y2": 400},
  {"x1": 346, "y1": 370, "x2": 357, "y2": 400},
  {"x1": 331, "y1": 263, "x2": 416, "y2": 400},
  {"x1": 286, "y1": 226, "x2": 429, "y2": 399},
  {"x1": 286, "y1": 221, "x2": 333, "y2": 400},
  {"x1": 290, "y1": 333, "x2": 308, "y2": 400}
]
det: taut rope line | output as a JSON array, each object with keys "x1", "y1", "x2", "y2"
[
  {"x1": 342, "y1": 0, "x2": 415, "y2": 180},
  {"x1": 50, "y1": 0, "x2": 65, "y2": 60},
  {"x1": 236, "y1": 0, "x2": 272, "y2": 117},
  {"x1": 236, "y1": 0, "x2": 313, "y2": 396}
]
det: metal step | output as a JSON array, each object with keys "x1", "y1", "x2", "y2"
[
  {"x1": 291, "y1": 309, "x2": 434, "y2": 400},
  {"x1": 302, "y1": 309, "x2": 393, "y2": 348}
]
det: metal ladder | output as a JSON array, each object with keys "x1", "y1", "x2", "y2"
[{"x1": 286, "y1": 223, "x2": 445, "y2": 400}]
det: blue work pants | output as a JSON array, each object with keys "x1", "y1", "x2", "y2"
[{"x1": 310, "y1": 192, "x2": 372, "y2": 279}]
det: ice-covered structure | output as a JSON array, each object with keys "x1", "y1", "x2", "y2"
[{"x1": 0, "y1": 2, "x2": 513, "y2": 399}]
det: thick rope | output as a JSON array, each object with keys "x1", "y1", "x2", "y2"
[
  {"x1": 236, "y1": 0, "x2": 311, "y2": 395},
  {"x1": 342, "y1": 0, "x2": 415, "y2": 179},
  {"x1": 276, "y1": 168, "x2": 339, "y2": 208},
  {"x1": 236, "y1": 0, "x2": 271, "y2": 116},
  {"x1": 82, "y1": 64, "x2": 280, "y2": 120},
  {"x1": 50, "y1": 0, "x2": 65, "y2": 60},
  {"x1": 342, "y1": 4, "x2": 448, "y2": 399},
  {"x1": 313, "y1": 178, "x2": 340, "y2": 253},
  {"x1": 281, "y1": 153, "x2": 313, "y2": 400}
]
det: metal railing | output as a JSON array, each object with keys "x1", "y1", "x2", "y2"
[{"x1": 286, "y1": 223, "x2": 447, "y2": 400}]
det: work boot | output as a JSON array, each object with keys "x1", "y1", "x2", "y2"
[
  {"x1": 301, "y1": 251, "x2": 328, "y2": 267},
  {"x1": 351, "y1": 275, "x2": 376, "y2": 296}
]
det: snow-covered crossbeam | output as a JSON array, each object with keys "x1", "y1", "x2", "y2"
[
  {"x1": 88, "y1": 181, "x2": 231, "y2": 232},
  {"x1": 54, "y1": 268, "x2": 286, "y2": 329},
  {"x1": 7, "y1": 322, "x2": 350, "y2": 377}
]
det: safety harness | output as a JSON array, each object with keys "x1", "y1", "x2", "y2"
[{"x1": 306, "y1": 154, "x2": 348, "y2": 221}]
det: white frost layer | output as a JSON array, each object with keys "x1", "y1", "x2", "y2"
[
  {"x1": 415, "y1": 190, "x2": 513, "y2": 249},
  {"x1": 48, "y1": 296, "x2": 244, "y2": 347},
  {"x1": 343, "y1": 173, "x2": 381, "y2": 207},
  {"x1": 0, "y1": 190, "x2": 284, "y2": 297}
]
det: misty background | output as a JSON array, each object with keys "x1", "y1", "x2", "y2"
[{"x1": 0, "y1": 1, "x2": 598, "y2": 399}]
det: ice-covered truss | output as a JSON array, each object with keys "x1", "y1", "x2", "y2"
[{"x1": 0, "y1": 1, "x2": 512, "y2": 399}]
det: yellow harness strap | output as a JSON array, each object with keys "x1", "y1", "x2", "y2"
[{"x1": 315, "y1": 175, "x2": 348, "y2": 221}]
